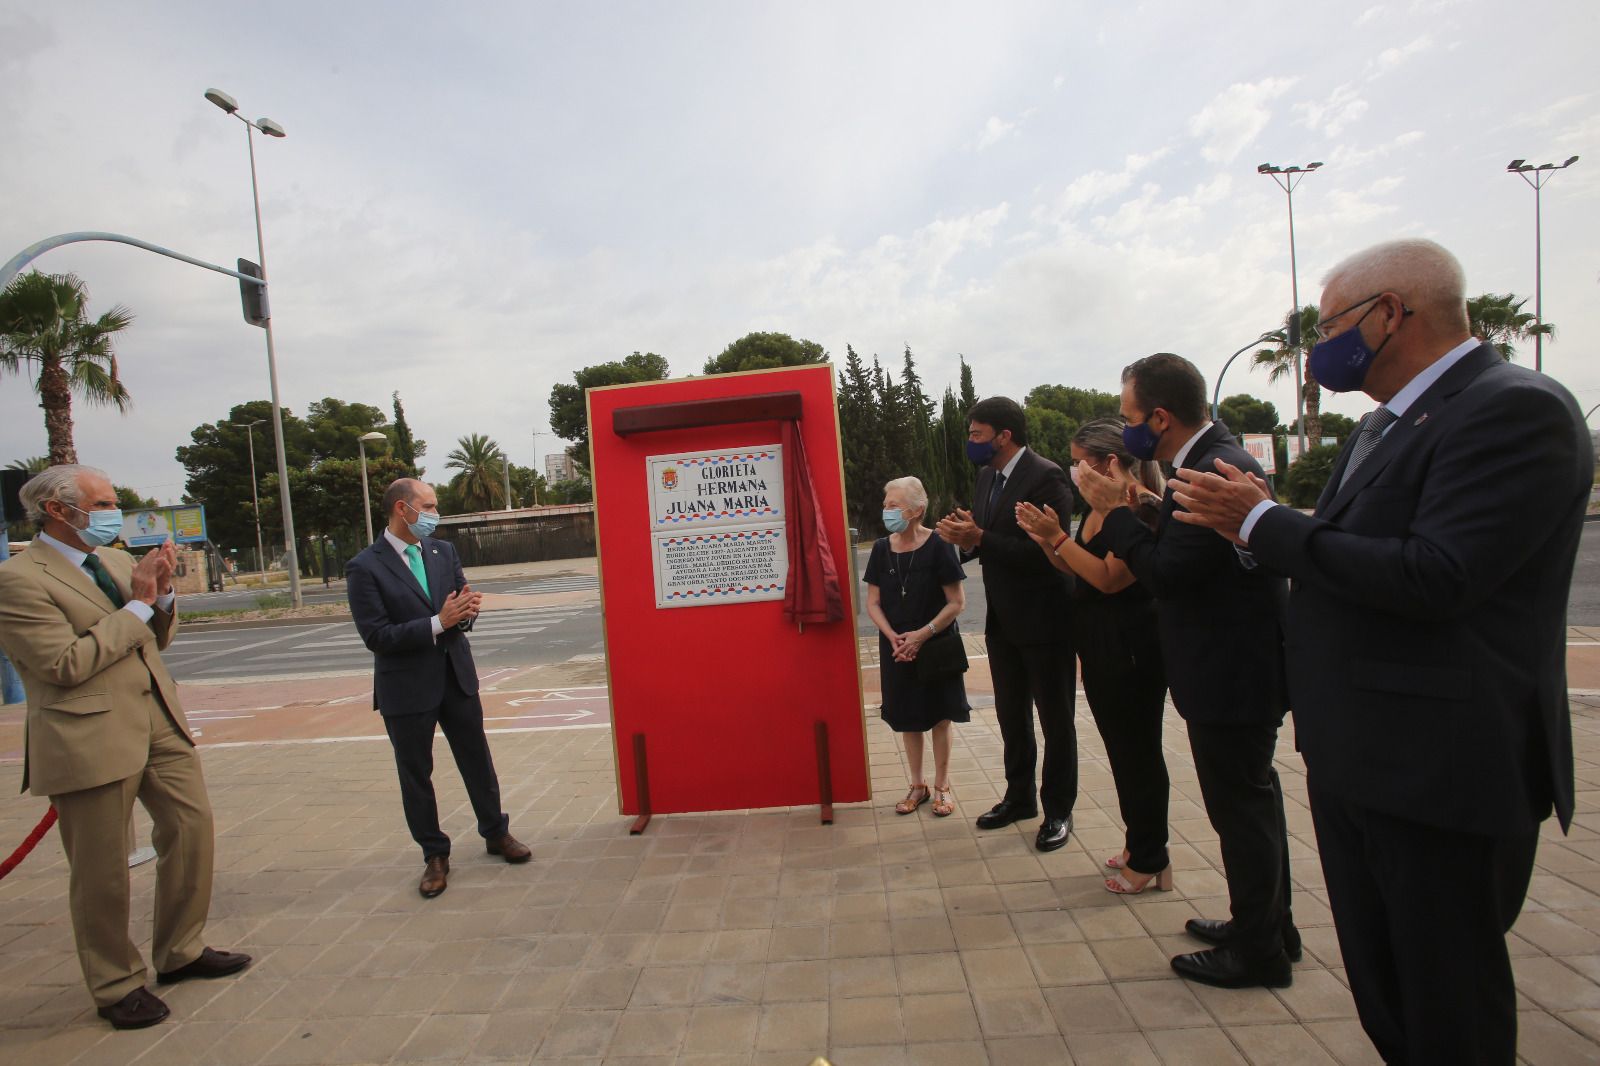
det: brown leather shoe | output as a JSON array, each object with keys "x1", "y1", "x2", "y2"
[
  {"x1": 419, "y1": 855, "x2": 449, "y2": 897},
  {"x1": 97, "y1": 987, "x2": 170, "y2": 1029},
  {"x1": 157, "y1": 947, "x2": 253, "y2": 984},
  {"x1": 486, "y1": 833, "x2": 532, "y2": 863}
]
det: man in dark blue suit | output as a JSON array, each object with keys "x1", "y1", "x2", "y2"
[
  {"x1": 346, "y1": 478, "x2": 530, "y2": 898},
  {"x1": 1171, "y1": 239, "x2": 1591, "y2": 1063},
  {"x1": 1078, "y1": 353, "x2": 1298, "y2": 990}
]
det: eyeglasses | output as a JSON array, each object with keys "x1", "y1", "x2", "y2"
[{"x1": 1315, "y1": 292, "x2": 1416, "y2": 341}]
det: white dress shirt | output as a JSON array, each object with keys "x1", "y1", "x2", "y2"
[{"x1": 36, "y1": 531, "x2": 175, "y2": 623}]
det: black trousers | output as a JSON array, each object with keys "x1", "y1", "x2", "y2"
[
  {"x1": 1186, "y1": 721, "x2": 1294, "y2": 961},
  {"x1": 1078, "y1": 626, "x2": 1170, "y2": 874},
  {"x1": 1308, "y1": 777, "x2": 1536, "y2": 1066},
  {"x1": 383, "y1": 663, "x2": 509, "y2": 859},
  {"x1": 986, "y1": 632, "x2": 1077, "y2": 819}
]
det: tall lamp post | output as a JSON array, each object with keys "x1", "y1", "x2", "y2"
[
  {"x1": 227, "y1": 419, "x2": 268, "y2": 584},
  {"x1": 500, "y1": 449, "x2": 514, "y2": 511},
  {"x1": 357, "y1": 432, "x2": 388, "y2": 543},
  {"x1": 1506, "y1": 156, "x2": 1579, "y2": 373},
  {"x1": 1257, "y1": 160, "x2": 1323, "y2": 460},
  {"x1": 204, "y1": 87, "x2": 302, "y2": 607}
]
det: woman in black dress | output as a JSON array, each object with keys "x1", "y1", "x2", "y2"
[
  {"x1": 1016, "y1": 417, "x2": 1173, "y2": 894},
  {"x1": 863, "y1": 476, "x2": 970, "y2": 817}
]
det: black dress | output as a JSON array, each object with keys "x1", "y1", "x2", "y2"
[
  {"x1": 1073, "y1": 500, "x2": 1171, "y2": 874},
  {"x1": 863, "y1": 534, "x2": 971, "y2": 733}
]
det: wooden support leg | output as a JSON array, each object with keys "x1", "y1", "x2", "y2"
[
  {"x1": 814, "y1": 721, "x2": 833, "y2": 825},
  {"x1": 629, "y1": 732, "x2": 653, "y2": 835}
]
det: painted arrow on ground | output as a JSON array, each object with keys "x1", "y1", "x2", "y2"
[{"x1": 487, "y1": 707, "x2": 596, "y2": 723}]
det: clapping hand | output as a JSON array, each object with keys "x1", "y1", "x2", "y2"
[
  {"x1": 129, "y1": 540, "x2": 176, "y2": 604},
  {"x1": 1168, "y1": 460, "x2": 1273, "y2": 545},
  {"x1": 1014, "y1": 501, "x2": 1065, "y2": 550},
  {"x1": 1075, "y1": 458, "x2": 1139, "y2": 514},
  {"x1": 440, "y1": 583, "x2": 484, "y2": 628},
  {"x1": 934, "y1": 508, "x2": 982, "y2": 550}
]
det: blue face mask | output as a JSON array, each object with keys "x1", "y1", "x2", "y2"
[
  {"x1": 403, "y1": 502, "x2": 439, "y2": 539},
  {"x1": 70, "y1": 505, "x2": 124, "y2": 548},
  {"x1": 966, "y1": 438, "x2": 997, "y2": 466},
  {"x1": 1121, "y1": 418, "x2": 1164, "y2": 462},
  {"x1": 882, "y1": 508, "x2": 908, "y2": 533},
  {"x1": 1308, "y1": 297, "x2": 1409, "y2": 393}
]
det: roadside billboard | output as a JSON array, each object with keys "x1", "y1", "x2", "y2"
[{"x1": 121, "y1": 505, "x2": 208, "y2": 547}]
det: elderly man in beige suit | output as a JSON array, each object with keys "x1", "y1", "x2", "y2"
[{"x1": 0, "y1": 466, "x2": 250, "y2": 1029}]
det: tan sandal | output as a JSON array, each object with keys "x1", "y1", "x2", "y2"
[
  {"x1": 931, "y1": 786, "x2": 954, "y2": 817},
  {"x1": 1104, "y1": 865, "x2": 1174, "y2": 895},
  {"x1": 895, "y1": 784, "x2": 930, "y2": 815}
]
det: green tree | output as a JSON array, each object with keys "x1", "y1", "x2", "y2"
[
  {"x1": 548, "y1": 351, "x2": 670, "y2": 471},
  {"x1": 1467, "y1": 292, "x2": 1553, "y2": 361},
  {"x1": 177, "y1": 401, "x2": 314, "y2": 553},
  {"x1": 1025, "y1": 384, "x2": 1121, "y2": 424},
  {"x1": 958, "y1": 356, "x2": 977, "y2": 412},
  {"x1": 1024, "y1": 407, "x2": 1077, "y2": 468},
  {"x1": 302, "y1": 397, "x2": 391, "y2": 462},
  {"x1": 391, "y1": 391, "x2": 425, "y2": 469},
  {"x1": 6, "y1": 456, "x2": 49, "y2": 474},
  {"x1": 445, "y1": 433, "x2": 506, "y2": 512},
  {"x1": 836, "y1": 345, "x2": 884, "y2": 533},
  {"x1": 703, "y1": 331, "x2": 827, "y2": 375},
  {"x1": 1286, "y1": 411, "x2": 1355, "y2": 445},
  {"x1": 1217, "y1": 394, "x2": 1280, "y2": 434},
  {"x1": 1252, "y1": 310, "x2": 1319, "y2": 443},
  {"x1": 0, "y1": 271, "x2": 134, "y2": 465},
  {"x1": 1281, "y1": 444, "x2": 1341, "y2": 508},
  {"x1": 114, "y1": 486, "x2": 158, "y2": 510}
]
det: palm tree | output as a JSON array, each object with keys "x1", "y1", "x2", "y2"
[
  {"x1": 445, "y1": 433, "x2": 506, "y2": 512},
  {"x1": 6, "y1": 456, "x2": 50, "y2": 474},
  {"x1": 0, "y1": 271, "x2": 135, "y2": 465},
  {"x1": 1467, "y1": 292, "x2": 1553, "y2": 362},
  {"x1": 1252, "y1": 304, "x2": 1322, "y2": 443}
]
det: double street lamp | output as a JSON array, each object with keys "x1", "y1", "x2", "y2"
[
  {"x1": 1257, "y1": 160, "x2": 1323, "y2": 460},
  {"x1": 226, "y1": 419, "x2": 268, "y2": 584},
  {"x1": 357, "y1": 432, "x2": 388, "y2": 543},
  {"x1": 1506, "y1": 156, "x2": 1580, "y2": 373},
  {"x1": 204, "y1": 87, "x2": 302, "y2": 607}
]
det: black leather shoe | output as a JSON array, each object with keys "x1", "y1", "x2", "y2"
[
  {"x1": 97, "y1": 987, "x2": 170, "y2": 1029},
  {"x1": 1171, "y1": 946, "x2": 1292, "y2": 989},
  {"x1": 156, "y1": 947, "x2": 253, "y2": 985},
  {"x1": 1035, "y1": 816, "x2": 1071, "y2": 852},
  {"x1": 975, "y1": 799, "x2": 1038, "y2": 830},
  {"x1": 1185, "y1": 917, "x2": 1303, "y2": 963}
]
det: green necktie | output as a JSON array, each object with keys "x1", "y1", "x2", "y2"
[
  {"x1": 404, "y1": 543, "x2": 430, "y2": 598},
  {"x1": 82, "y1": 554, "x2": 125, "y2": 608}
]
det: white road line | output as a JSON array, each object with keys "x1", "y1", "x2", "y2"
[{"x1": 200, "y1": 721, "x2": 612, "y2": 749}]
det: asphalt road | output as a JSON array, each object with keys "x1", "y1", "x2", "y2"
[{"x1": 178, "y1": 574, "x2": 596, "y2": 613}]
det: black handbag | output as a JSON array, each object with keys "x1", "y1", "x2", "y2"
[{"x1": 915, "y1": 624, "x2": 968, "y2": 683}]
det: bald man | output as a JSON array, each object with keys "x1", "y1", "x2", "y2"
[
  {"x1": 1170, "y1": 238, "x2": 1590, "y2": 1064},
  {"x1": 345, "y1": 478, "x2": 530, "y2": 898}
]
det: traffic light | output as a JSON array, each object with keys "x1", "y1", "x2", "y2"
[{"x1": 238, "y1": 258, "x2": 270, "y2": 327}]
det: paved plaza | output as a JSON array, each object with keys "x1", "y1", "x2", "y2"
[{"x1": 2, "y1": 571, "x2": 1600, "y2": 1064}]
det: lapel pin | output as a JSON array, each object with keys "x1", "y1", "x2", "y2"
[{"x1": 1414, "y1": 413, "x2": 1429, "y2": 427}]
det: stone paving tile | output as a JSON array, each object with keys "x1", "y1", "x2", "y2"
[{"x1": 1, "y1": 698, "x2": 1598, "y2": 1063}]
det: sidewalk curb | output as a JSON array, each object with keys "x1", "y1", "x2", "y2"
[{"x1": 184, "y1": 613, "x2": 353, "y2": 631}]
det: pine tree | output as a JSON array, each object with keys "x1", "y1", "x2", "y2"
[{"x1": 391, "y1": 391, "x2": 420, "y2": 468}]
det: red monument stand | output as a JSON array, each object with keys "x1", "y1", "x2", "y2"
[{"x1": 587, "y1": 364, "x2": 869, "y2": 829}]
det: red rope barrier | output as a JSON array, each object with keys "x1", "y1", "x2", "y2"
[{"x1": 0, "y1": 806, "x2": 58, "y2": 880}]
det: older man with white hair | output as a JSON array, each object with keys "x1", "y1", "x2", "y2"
[
  {"x1": 0, "y1": 465, "x2": 249, "y2": 1030},
  {"x1": 1169, "y1": 239, "x2": 1590, "y2": 1064}
]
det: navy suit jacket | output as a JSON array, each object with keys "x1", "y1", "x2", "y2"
[
  {"x1": 345, "y1": 536, "x2": 478, "y2": 718},
  {"x1": 1249, "y1": 343, "x2": 1589, "y2": 836},
  {"x1": 1100, "y1": 421, "x2": 1290, "y2": 725},
  {"x1": 968, "y1": 448, "x2": 1075, "y2": 646}
]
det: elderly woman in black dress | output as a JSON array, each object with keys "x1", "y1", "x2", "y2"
[{"x1": 863, "y1": 476, "x2": 970, "y2": 817}]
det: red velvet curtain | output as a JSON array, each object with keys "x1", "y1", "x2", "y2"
[{"x1": 781, "y1": 419, "x2": 844, "y2": 626}]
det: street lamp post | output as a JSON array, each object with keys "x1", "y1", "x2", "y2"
[
  {"x1": 227, "y1": 419, "x2": 268, "y2": 584},
  {"x1": 500, "y1": 449, "x2": 514, "y2": 511},
  {"x1": 204, "y1": 87, "x2": 302, "y2": 607},
  {"x1": 358, "y1": 432, "x2": 388, "y2": 543},
  {"x1": 1210, "y1": 334, "x2": 1277, "y2": 422},
  {"x1": 1506, "y1": 156, "x2": 1579, "y2": 373},
  {"x1": 1257, "y1": 160, "x2": 1323, "y2": 460}
]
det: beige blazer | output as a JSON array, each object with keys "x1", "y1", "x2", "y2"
[{"x1": 0, "y1": 544, "x2": 191, "y2": 796}]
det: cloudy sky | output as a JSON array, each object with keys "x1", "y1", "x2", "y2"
[{"x1": 2, "y1": 1, "x2": 1594, "y2": 504}]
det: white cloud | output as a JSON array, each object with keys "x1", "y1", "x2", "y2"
[
  {"x1": 1295, "y1": 84, "x2": 1369, "y2": 138},
  {"x1": 1355, "y1": 5, "x2": 1386, "y2": 26},
  {"x1": 977, "y1": 115, "x2": 1018, "y2": 150},
  {"x1": 1187, "y1": 78, "x2": 1297, "y2": 163},
  {"x1": 1034, "y1": 149, "x2": 1172, "y2": 225},
  {"x1": 1369, "y1": 34, "x2": 1433, "y2": 75}
]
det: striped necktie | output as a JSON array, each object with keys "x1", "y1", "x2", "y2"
[{"x1": 1338, "y1": 407, "x2": 1400, "y2": 491}]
